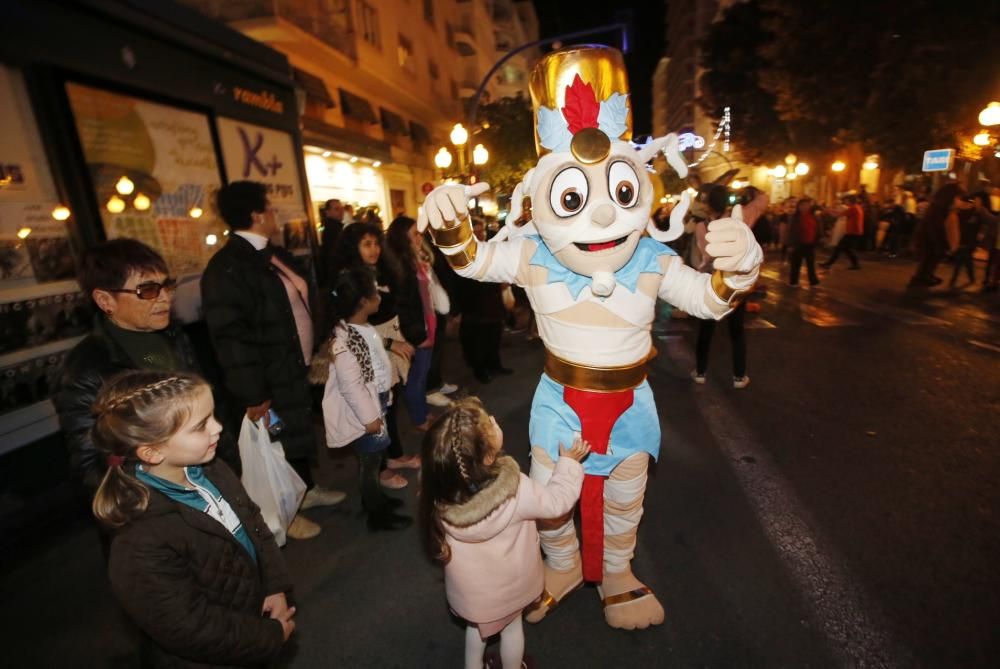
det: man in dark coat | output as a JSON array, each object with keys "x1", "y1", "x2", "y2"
[
  {"x1": 319, "y1": 198, "x2": 344, "y2": 286},
  {"x1": 201, "y1": 181, "x2": 344, "y2": 540}
]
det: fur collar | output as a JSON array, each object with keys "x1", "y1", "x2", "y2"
[{"x1": 439, "y1": 456, "x2": 521, "y2": 527}]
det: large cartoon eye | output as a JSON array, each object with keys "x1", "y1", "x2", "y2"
[
  {"x1": 548, "y1": 167, "x2": 590, "y2": 218},
  {"x1": 608, "y1": 161, "x2": 640, "y2": 208}
]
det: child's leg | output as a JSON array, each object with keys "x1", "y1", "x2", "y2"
[
  {"x1": 464, "y1": 624, "x2": 487, "y2": 669},
  {"x1": 358, "y1": 451, "x2": 385, "y2": 515},
  {"x1": 498, "y1": 615, "x2": 525, "y2": 669}
]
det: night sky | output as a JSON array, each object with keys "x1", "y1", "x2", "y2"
[{"x1": 533, "y1": 0, "x2": 666, "y2": 135}]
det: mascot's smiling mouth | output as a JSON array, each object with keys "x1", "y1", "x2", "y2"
[{"x1": 574, "y1": 235, "x2": 629, "y2": 252}]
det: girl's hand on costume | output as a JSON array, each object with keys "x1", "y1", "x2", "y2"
[
  {"x1": 365, "y1": 418, "x2": 384, "y2": 435},
  {"x1": 391, "y1": 339, "x2": 414, "y2": 362},
  {"x1": 262, "y1": 592, "x2": 289, "y2": 619},
  {"x1": 559, "y1": 437, "x2": 591, "y2": 462},
  {"x1": 276, "y1": 606, "x2": 296, "y2": 641}
]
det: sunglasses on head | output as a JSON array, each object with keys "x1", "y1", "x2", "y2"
[{"x1": 103, "y1": 278, "x2": 177, "y2": 300}]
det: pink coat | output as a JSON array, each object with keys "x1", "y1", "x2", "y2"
[{"x1": 440, "y1": 455, "x2": 583, "y2": 623}]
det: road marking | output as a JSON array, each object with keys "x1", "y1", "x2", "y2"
[
  {"x1": 968, "y1": 339, "x2": 1000, "y2": 354},
  {"x1": 660, "y1": 338, "x2": 913, "y2": 668}
]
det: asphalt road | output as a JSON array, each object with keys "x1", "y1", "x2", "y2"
[{"x1": 3, "y1": 252, "x2": 998, "y2": 668}]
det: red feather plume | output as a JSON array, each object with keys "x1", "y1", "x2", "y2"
[{"x1": 561, "y1": 74, "x2": 600, "y2": 134}]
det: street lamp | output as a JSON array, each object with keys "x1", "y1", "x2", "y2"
[
  {"x1": 973, "y1": 131, "x2": 991, "y2": 146},
  {"x1": 831, "y1": 160, "x2": 846, "y2": 172},
  {"x1": 784, "y1": 153, "x2": 797, "y2": 165},
  {"x1": 434, "y1": 147, "x2": 453, "y2": 170},
  {"x1": 794, "y1": 162, "x2": 809, "y2": 176},
  {"x1": 472, "y1": 143, "x2": 489, "y2": 166},
  {"x1": 450, "y1": 123, "x2": 469, "y2": 147},
  {"x1": 979, "y1": 102, "x2": 1000, "y2": 127},
  {"x1": 772, "y1": 165, "x2": 788, "y2": 178}
]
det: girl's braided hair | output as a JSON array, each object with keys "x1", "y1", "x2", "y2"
[
  {"x1": 91, "y1": 370, "x2": 210, "y2": 527},
  {"x1": 418, "y1": 397, "x2": 501, "y2": 564}
]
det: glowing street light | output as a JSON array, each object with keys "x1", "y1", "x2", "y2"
[
  {"x1": 450, "y1": 123, "x2": 469, "y2": 147},
  {"x1": 472, "y1": 143, "x2": 489, "y2": 166},
  {"x1": 973, "y1": 131, "x2": 991, "y2": 146},
  {"x1": 772, "y1": 165, "x2": 788, "y2": 178},
  {"x1": 831, "y1": 160, "x2": 846, "y2": 172},
  {"x1": 786, "y1": 171, "x2": 798, "y2": 181},
  {"x1": 133, "y1": 193, "x2": 151, "y2": 211},
  {"x1": 794, "y1": 162, "x2": 809, "y2": 176},
  {"x1": 107, "y1": 196, "x2": 126, "y2": 213},
  {"x1": 979, "y1": 102, "x2": 1000, "y2": 127},
  {"x1": 434, "y1": 147, "x2": 453, "y2": 169},
  {"x1": 115, "y1": 176, "x2": 135, "y2": 195},
  {"x1": 784, "y1": 153, "x2": 797, "y2": 165}
]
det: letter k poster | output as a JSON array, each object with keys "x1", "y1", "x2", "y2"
[{"x1": 215, "y1": 117, "x2": 308, "y2": 236}]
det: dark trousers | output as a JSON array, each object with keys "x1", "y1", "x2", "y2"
[
  {"x1": 288, "y1": 456, "x2": 314, "y2": 489},
  {"x1": 949, "y1": 246, "x2": 975, "y2": 286},
  {"x1": 789, "y1": 243, "x2": 820, "y2": 285},
  {"x1": 696, "y1": 301, "x2": 747, "y2": 378},
  {"x1": 912, "y1": 249, "x2": 944, "y2": 284},
  {"x1": 426, "y1": 313, "x2": 447, "y2": 391},
  {"x1": 826, "y1": 234, "x2": 861, "y2": 267},
  {"x1": 355, "y1": 450, "x2": 386, "y2": 515},
  {"x1": 384, "y1": 383, "x2": 404, "y2": 460},
  {"x1": 460, "y1": 321, "x2": 502, "y2": 374}
]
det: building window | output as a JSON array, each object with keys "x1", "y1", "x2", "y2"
[
  {"x1": 357, "y1": 0, "x2": 380, "y2": 48},
  {"x1": 428, "y1": 60, "x2": 440, "y2": 81},
  {"x1": 423, "y1": 0, "x2": 435, "y2": 25},
  {"x1": 397, "y1": 34, "x2": 414, "y2": 71}
]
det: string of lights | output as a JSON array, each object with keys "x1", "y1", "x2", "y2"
[{"x1": 687, "y1": 106, "x2": 731, "y2": 168}]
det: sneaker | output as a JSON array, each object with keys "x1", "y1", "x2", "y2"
[
  {"x1": 287, "y1": 514, "x2": 321, "y2": 540},
  {"x1": 437, "y1": 382, "x2": 459, "y2": 395},
  {"x1": 379, "y1": 470, "x2": 408, "y2": 489},
  {"x1": 690, "y1": 370, "x2": 706, "y2": 384},
  {"x1": 733, "y1": 376, "x2": 750, "y2": 389},
  {"x1": 425, "y1": 391, "x2": 453, "y2": 407},
  {"x1": 300, "y1": 486, "x2": 347, "y2": 510}
]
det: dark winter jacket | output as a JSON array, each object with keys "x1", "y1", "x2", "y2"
[
  {"x1": 53, "y1": 317, "x2": 200, "y2": 491},
  {"x1": 109, "y1": 460, "x2": 291, "y2": 668},
  {"x1": 392, "y1": 266, "x2": 428, "y2": 347},
  {"x1": 455, "y1": 276, "x2": 505, "y2": 324},
  {"x1": 200, "y1": 235, "x2": 317, "y2": 459}
]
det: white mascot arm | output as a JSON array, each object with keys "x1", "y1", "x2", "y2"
[
  {"x1": 417, "y1": 182, "x2": 526, "y2": 283},
  {"x1": 658, "y1": 205, "x2": 763, "y2": 318}
]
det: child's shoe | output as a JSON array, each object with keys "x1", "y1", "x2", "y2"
[
  {"x1": 733, "y1": 376, "x2": 750, "y2": 389},
  {"x1": 287, "y1": 514, "x2": 321, "y2": 539}
]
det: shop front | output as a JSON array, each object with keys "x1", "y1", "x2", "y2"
[{"x1": 0, "y1": 0, "x2": 311, "y2": 523}]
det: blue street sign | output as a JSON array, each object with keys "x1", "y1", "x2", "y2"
[{"x1": 922, "y1": 148, "x2": 954, "y2": 172}]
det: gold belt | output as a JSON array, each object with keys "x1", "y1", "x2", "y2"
[{"x1": 543, "y1": 348, "x2": 655, "y2": 393}]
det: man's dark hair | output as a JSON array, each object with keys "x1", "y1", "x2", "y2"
[
  {"x1": 706, "y1": 184, "x2": 731, "y2": 217},
  {"x1": 80, "y1": 238, "x2": 169, "y2": 298},
  {"x1": 216, "y1": 180, "x2": 268, "y2": 230}
]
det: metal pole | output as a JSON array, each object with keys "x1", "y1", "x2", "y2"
[{"x1": 466, "y1": 22, "x2": 629, "y2": 126}]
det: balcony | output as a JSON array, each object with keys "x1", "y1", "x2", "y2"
[{"x1": 177, "y1": 0, "x2": 357, "y2": 60}]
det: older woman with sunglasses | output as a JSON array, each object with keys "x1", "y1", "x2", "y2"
[{"x1": 53, "y1": 238, "x2": 209, "y2": 494}]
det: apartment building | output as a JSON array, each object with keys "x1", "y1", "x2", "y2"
[{"x1": 180, "y1": 0, "x2": 538, "y2": 221}]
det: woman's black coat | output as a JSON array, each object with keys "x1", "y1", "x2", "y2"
[{"x1": 200, "y1": 235, "x2": 317, "y2": 459}]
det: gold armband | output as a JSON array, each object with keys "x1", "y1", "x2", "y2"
[
  {"x1": 711, "y1": 270, "x2": 749, "y2": 306},
  {"x1": 444, "y1": 237, "x2": 478, "y2": 270},
  {"x1": 429, "y1": 214, "x2": 473, "y2": 249}
]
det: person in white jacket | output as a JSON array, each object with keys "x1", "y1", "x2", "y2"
[{"x1": 322, "y1": 267, "x2": 412, "y2": 531}]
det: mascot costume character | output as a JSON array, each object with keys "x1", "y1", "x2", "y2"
[{"x1": 418, "y1": 46, "x2": 763, "y2": 630}]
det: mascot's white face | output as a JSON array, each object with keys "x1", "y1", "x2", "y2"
[{"x1": 529, "y1": 143, "x2": 656, "y2": 277}]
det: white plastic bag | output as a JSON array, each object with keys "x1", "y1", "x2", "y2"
[{"x1": 238, "y1": 415, "x2": 306, "y2": 546}]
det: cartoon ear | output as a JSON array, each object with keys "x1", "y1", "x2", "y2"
[
  {"x1": 713, "y1": 168, "x2": 740, "y2": 187},
  {"x1": 636, "y1": 133, "x2": 688, "y2": 179},
  {"x1": 646, "y1": 190, "x2": 690, "y2": 243}
]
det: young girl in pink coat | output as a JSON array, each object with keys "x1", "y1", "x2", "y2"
[{"x1": 420, "y1": 398, "x2": 589, "y2": 669}]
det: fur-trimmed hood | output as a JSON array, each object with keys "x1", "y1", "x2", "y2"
[{"x1": 439, "y1": 456, "x2": 521, "y2": 540}]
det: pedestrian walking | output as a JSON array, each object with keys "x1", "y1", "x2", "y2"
[
  {"x1": 788, "y1": 198, "x2": 822, "y2": 288},
  {"x1": 910, "y1": 184, "x2": 970, "y2": 287},
  {"x1": 92, "y1": 370, "x2": 295, "y2": 668},
  {"x1": 420, "y1": 398, "x2": 588, "y2": 669},
  {"x1": 201, "y1": 181, "x2": 345, "y2": 541},
  {"x1": 821, "y1": 195, "x2": 863, "y2": 269},
  {"x1": 321, "y1": 267, "x2": 413, "y2": 531}
]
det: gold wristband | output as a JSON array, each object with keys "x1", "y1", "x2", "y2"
[
  {"x1": 445, "y1": 237, "x2": 478, "y2": 269},
  {"x1": 711, "y1": 270, "x2": 748, "y2": 305},
  {"x1": 429, "y1": 215, "x2": 473, "y2": 249}
]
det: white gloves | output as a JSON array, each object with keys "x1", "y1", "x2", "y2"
[
  {"x1": 416, "y1": 182, "x2": 490, "y2": 233},
  {"x1": 705, "y1": 217, "x2": 762, "y2": 291}
]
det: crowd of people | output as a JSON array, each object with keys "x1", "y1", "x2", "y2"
[{"x1": 51, "y1": 174, "x2": 998, "y2": 667}]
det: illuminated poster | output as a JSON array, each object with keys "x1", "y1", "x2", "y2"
[
  {"x1": 215, "y1": 117, "x2": 309, "y2": 247},
  {"x1": 65, "y1": 82, "x2": 227, "y2": 277}
]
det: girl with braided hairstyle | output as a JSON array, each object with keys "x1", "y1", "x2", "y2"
[
  {"x1": 92, "y1": 370, "x2": 295, "y2": 668},
  {"x1": 419, "y1": 398, "x2": 590, "y2": 669}
]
